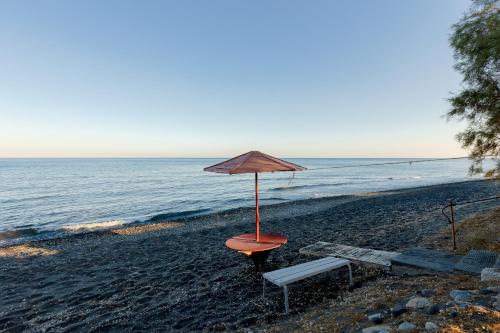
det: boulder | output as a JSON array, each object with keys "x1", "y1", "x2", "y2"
[{"x1": 406, "y1": 297, "x2": 431, "y2": 309}]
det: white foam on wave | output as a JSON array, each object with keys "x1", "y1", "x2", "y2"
[{"x1": 63, "y1": 220, "x2": 126, "y2": 232}]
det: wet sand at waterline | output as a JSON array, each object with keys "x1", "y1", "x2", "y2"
[{"x1": 1, "y1": 180, "x2": 498, "y2": 332}]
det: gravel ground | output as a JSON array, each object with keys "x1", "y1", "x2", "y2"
[{"x1": 0, "y1": 179, "x2": 498, "y2": 332}]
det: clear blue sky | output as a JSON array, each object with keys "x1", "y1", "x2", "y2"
[{"x1": 0, "y1": 0, "x2": 471, "y2": 158}]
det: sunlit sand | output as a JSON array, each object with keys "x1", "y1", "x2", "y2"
[
  {"x1": 0, "y1": 244, "x2": 59, "y2": 258},
  {"x1": 112, "y1": 222, "x2": 182, "y2": 235}
]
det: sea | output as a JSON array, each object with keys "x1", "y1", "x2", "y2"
[{"x1": 0, "y1": 157, "x2": 484, "y2": 245}]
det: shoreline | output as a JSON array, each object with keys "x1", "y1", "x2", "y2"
[{"x1": 0, "y1": 178, "x2": 494, "y2": 249}]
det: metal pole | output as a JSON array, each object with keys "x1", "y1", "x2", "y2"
[
  {"x1": 283, "y1": 285, "x2": 289, "y2": 314},
  {"x1": 449, "y1": 200, "x2": 457, "y2": 251},
  {"x1": 255, "y1": 172, "x2": 260, "y2": 242}
]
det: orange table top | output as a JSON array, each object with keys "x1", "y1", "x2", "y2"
[{"x1": 225, "y1": 233, "x2": 287, "y2": 256}]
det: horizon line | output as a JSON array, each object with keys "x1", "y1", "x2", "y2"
[{"x1": 0, "y1": 156, "x2": 472, "y2": 160}]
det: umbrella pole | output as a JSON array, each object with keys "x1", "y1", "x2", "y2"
[{"x1": 255, "y1": 172, "x2": 260, "y2": 242}]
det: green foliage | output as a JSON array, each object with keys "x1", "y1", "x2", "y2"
[{"x1": 448, "y1": 0, "x2": 500, "y2": 177}]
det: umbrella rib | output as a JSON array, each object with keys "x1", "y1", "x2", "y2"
[
  {"x1": 203, "y1": 151, "x2": 251, "y2": 172},
  {"x1": 230, "y1": 152, "x2": 257, "y2": 174}
]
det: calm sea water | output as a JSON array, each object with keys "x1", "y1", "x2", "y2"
[{"x1": 0, "y1": 158, "x2": 481, "y2": 245}]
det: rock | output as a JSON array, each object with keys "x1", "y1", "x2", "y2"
[
  {"x1": 417, "y1": 289, "x2": 435, "y2": 297},
  {"x1": 368, "y1": 313, "x2": 384, "y2": 324},
  {"x1": 494, "y1": 293, "x2": 500, "y2": 311},
  {"x1": 449, "y1": 310, "x2": 458, "y2": 318},
  {"x1": 361, "y1": 325, "x2": 391, "y2": 333},
  {"x1": 406, "y1": 297, "x2": 431, "y2": 309},
  {"x1": 450, "y1": 290, "x2": 466, "y2": 298},
  {"x1": 479, "y1": 288, "x2": 496, "y2": 295},
  {"x1": 444, "y1": 301, "x2": 454, "y2": 307},
  {"x1": 486, "y1": 286, "x2": 500, "y2": 293},
  {"x1": 398, "y1": 322, "x2": 416, "y2": 331},
  {"x1": 213, "y1": 323, "x2": 226, "y2": 331},
  {"x1": 427, "y1": 304, "x2": 440, "y2": 315},
  {"x1": 391, "y1": 303, "x2": 407, "y2": 317},
  {"x1": 425, "y1": 322, "x2": 438, "y2": 332},
  {"x1": 481, "y1": 267, "x2": 500, "y2": 282},
  {"x1": 450, "y1": 290, "x2": 472, "y2": 303},
  {"x1": 474, "y1": 298, "x2": 491, "y2": 307}
]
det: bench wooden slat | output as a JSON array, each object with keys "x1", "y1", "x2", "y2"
[
  {"x1": 272, "y1": 260, "x2": 350, "y2": 285},
  {"x1": 264, "y1": 258, "x2": 349, "y2": 285},
  {"x1": 263, "y1": 257, "x2": 342, "y2": 280}
]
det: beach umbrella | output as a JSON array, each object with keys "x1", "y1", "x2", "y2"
[{"x1": 204, "y1": 151, "x2": 306, "y2": 242}]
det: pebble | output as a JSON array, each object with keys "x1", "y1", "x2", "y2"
[
  {"x1": 494, "y1": 293, "x2": 500, "y2": 311},
  {"x1": 417, "y1": 289, "x2": 435, "y2": 297},
  {"x1": 450, "y1": 290, "x2": 472, "y2": 303},
  {"x1": 391, "y1": 303, "x2": 407, "y2": 317},
  {"x1": 213, "y1": 323, "x2": 226, "y2": 331},
  {"x1": 427, "y1": 304, "x2": 440, "y2": 315},
  {"x1": 368, "y1": 313, "x2": 384, "y2": 324},
  {"x1": 362, "y1": 325, "x2": 391, "y2": 333},
  {"x1": 474, "y1": 298, "x2": 491, "y2": 307},
  {"x1": 449, "y1": 310, "x2": 459, "y2": 318},
  {"x1": 479, "y1": 288, "x2": 496, "y2": 295},
  {"x1": 486, "y1": 286, "x2": 500, "y2": 293},
  {"x1": 425, "y1": 322, "x2": 438, "y2": 332},
  {"x1": 398, "y1": 321, "x2": 416, "y2": 331},
  {"x1": 405, "y1": 297, "x2": 431, "y2": 309},
  {"x1": 481, "y1": 267, "x2": 500, "y2": 282}
]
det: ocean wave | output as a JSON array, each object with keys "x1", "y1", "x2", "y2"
[
  {"x1": 225, "y1": 198, "x2": 249, "y2": 204},
  {"x1": 148, "y1": 208, "x2": 211, "y2": 222},
  {"x1": 62, "y1": 220, "x2": 126, "y2": 232},
  {"x1": 387, "y1": 176, "x2": 423, "y2": 180},
  {"x1": 2, "y1": 194, "x2": 59, "y2": 204},
  {"x1": 270, "y1": 183, "x2": 353, "y2": 191},
  {"x1": 261, "y1": 197, "x2": 287, "y2": 201},
  {"x1": 0, "y1": 228, "x2": 39, "y2": 241}
]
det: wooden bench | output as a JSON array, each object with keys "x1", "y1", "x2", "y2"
[{"x1": 262, "y1": 257, "x2": 352, "y2": 314}]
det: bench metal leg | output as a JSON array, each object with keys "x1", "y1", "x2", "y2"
[
  {"x1": 347, "y1": 264, "x2": 353, "y2": 286},
  {"x1": 283, "y1": 285, "x2": 289, "y2": 314}
]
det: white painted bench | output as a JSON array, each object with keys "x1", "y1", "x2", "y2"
[{"x1": 262, "y1": 257, "x2": 352, "y2": 314}]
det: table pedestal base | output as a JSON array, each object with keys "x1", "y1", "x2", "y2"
[{"x1": 248, "y1": 250, "x2": 270, "y2": 272}]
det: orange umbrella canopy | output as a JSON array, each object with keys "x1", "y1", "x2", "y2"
[
  {"x1": 204, "y1": 151, "x2": 306, "y2": 174},
  {"x1": 204, "y1": 151, "x2": 306, "y2": 243}
]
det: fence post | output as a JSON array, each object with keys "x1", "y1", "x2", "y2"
[{"x1": 449, "y1": 200, "x2": 457, "y2": 251}]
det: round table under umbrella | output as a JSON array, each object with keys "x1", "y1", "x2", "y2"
[{"x1": 204, "y1": 151, "x2": 306, "y2": 270}]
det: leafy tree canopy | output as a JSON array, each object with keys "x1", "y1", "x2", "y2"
[{"x1": 448, "y1": 0, "x2": 500, "y2": 177}]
